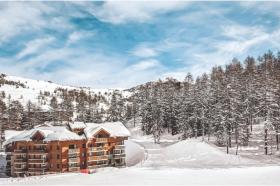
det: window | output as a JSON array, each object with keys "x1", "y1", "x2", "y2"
[
  {"x1": 57, "y1": 146, "x2": 59, "y2": 150},
  {"x1": 82, "y1": 144, "x2": 86, "y2": 148},
  {"x1": 57, "y1": 154, "x2": 60, "y2": 159},
  {"x1": 69, "y1": 144, "x2": 75, "y2": 149},
  {"x1": 57, "y1": 164, "x2": 60, "y2": 169}
]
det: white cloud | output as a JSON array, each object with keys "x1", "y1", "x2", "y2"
[
  {"x1": 85, "y1": 1, "x2": 190, "y2": 24},
  {"x1": 130, "y1": 59, "x2": 160, "y2": 71},
  {"x1": 131, "y1": 45, "x2": 158, "y2": 58},
  {"x1": 66, "y1": 31, "x2": 95, "y2": 46},
  {"x1": 216, "y1": 23, "x2": 280, "y2": 54},
  {"x1": 16, "y1": 37, "x2": 55, "y2": 59},
  {"x1": 221, "y1": 24, "x2": 266, "y2": 40},
  {"x1": 0, "y1": 2, "x2": 73, "y2": 44}
]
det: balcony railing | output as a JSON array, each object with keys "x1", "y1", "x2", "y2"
[
  {"x1": 95, "y1": 138, "x2": 108, "y2": 143},
  {"x1": 115, "y1": 145, "x2": 125, "y2": 150},
  {"x1": 88, "y1": 155, "x2": 108, "y2": 162},
  {"x1": 88, "y1": 147, "x2": 105, "y2": 152},
  {"x1": 28, "y1": 159, "x2": 47, "y2": 164},
  {"x1": 114, "y1": 154, "x2": 125, "y2": 159},
  {"x1": 113, "y1": 150, "x2": 125, "y2": 155},
  {"x1": 13, "y1": 149, "x2": 27, "y2": 154},
  {"x1": 28, "y1": 167, "x2": 48, "y2": 172},
  {"x1": 14, "y1": 167, "x2": 27, "y2": 173},
  {"x1": 69, "y1": 167, "x2": 80, "y2": 172},
  {"x1": 68, "y1": 158, "x2": 79, "y2": 163},
  {"x1": 88, "y1": 163, "x2": 108, "y2": 169},
  {"x1": 68, "y1": 149, "x2": 79, "y2": 154},
  {"x1": 14, "y1": 159, "x2": 27, "y2": 163},
  {"x1": 28, "y1": 149, "x2": 48, "y2": 154}
]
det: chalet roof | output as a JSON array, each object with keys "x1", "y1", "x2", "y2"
[
  {"x1": 84, "y1": 122, "x2": 131, "y2": 138},
  {"x1": 4, "y1": 122, "x2": 130, "y2": 146},
  {"x1": 69, "y1": 121, "x2": 87, "y2": 130},
  {"x1": 4, "y1": 126, "x2": 84, "y2": 146}
]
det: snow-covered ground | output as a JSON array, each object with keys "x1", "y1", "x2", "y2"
[
  {"x1": 2, "y1": 120, "x2": 280, "y2": 185},
  {"x1": 2, "y1": 166, "x2": 280, "y2": 185},
  {"x1": 2, "y1": 138, "x2": 280, "y2": 185}
]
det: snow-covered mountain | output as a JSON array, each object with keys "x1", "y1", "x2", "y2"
[{"x1": 0, "y1": 73, "x2": 131, "y2": 115}]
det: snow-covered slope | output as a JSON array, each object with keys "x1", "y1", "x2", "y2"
[
  {"x1": 0, "y1": 74, "x2": 131, "y2": 111},
  {"x1": 163, "y1": 139, "x2": 256, "y2": 167}
]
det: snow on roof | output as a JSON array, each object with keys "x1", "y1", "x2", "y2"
[
  {"x1": 84, "y1": 122, "x2": 130, "y2": 138},
  {"x1": 69, "y1": 121, "x2": 87, "y2": 130},
  {"x1": 4, "y1": 126, "x2": 84, "y2": 146},
  {"x1": 4, "y1": 130, "x2": 25, "y2": 141}
]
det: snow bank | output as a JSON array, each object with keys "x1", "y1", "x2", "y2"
[
  {"x1": 125, "y1": 140, "x2": 145, "y2": 166},
  {"x1": 163, "y1": 139, "x2": 256, "y2": 167}
]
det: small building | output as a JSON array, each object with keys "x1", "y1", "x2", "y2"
[{"x1": 4, "y1": 122, "x2": 130, "y2": 177}]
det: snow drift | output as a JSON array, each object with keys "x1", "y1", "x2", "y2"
[
  {"x1": 163, "y1": 139, "x2": 256, "y2": 167},
  {"x1": 125, "y1": 140, "x2": 145, "y2": 166}
]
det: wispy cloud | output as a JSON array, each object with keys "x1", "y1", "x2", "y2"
[
  {"x1": 66, "y1": 31, "x2": 95, "y2": 46},
  {"x1": 0, "y1": 1, "x2": 280, "y2": 88},
  {"x1": 130, "y1": 45, "x2": 158, "y2": 58},
  {"x1": 16, "y1": 36, "x2": 55, "y2": 59},
  {"x1": 87, "y1": 1, "x2": 191, "y2": 24}
]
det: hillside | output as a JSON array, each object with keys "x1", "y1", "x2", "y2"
[{"x1": 0, "y1": 73, "x2": 132, "y2": 130}]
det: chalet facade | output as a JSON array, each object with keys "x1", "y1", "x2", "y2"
[{"x1": 4, "y1": 122, "x2": 130, "y2": 177}]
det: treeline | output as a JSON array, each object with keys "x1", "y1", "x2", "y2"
[
  {"x1": 0, "y1": 87, "x2": 127, "y2": 131},
  {"x1": 131, "y1": 51, "x2": 280, "y2": 154}
]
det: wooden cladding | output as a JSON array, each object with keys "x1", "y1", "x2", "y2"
[{"x1": 7, "y1": 137, "x2": 127, "y2": 177}]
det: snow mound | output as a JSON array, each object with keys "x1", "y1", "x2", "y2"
[
  {"x1": 125, "y1": 140, "x2": 145, "y2": 166},
  {"x1": 163, "y1": 139, "x2": 256, "y2": 167}
]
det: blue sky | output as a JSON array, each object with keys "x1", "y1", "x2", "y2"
[{"x1": 0, "y1": 1, "x2": 280, "y2": 88}]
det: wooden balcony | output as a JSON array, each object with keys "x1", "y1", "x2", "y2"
[
  {"x1": 68, "y1": 157, "x2": 79, "y2": 163},
  {"x1": 68, "y1": 148, "x2": 79, "y2": 154},
  {"x1": 95, "y1": 138, "x2": 108, "y2": 143},
  {"x1": 88, "y1": 155, "x2": 108, "y2": 162},
  {"x1": 28, "y1": 159, "x2": 47, "y2": 164},
  {"x1": 113, "y1": 149, "x2": 125, "y2": 154},
  {"x1": 28, "y1": 167, "x2": 48, "y2": 173},
  {"x1": 14, "y1": 167, "x2": 27, "y2": 173},
  {"x1": 88, "y1": 163, "x2": 108, "y2": 169},
  {"x1": 115, "y1": 145, "x2": 125, "y2": 150},
  {"x1": 113, "y1": 154, "x2": 125, "y2": 159},
  {"x1": 14, "y1": 159, "x2": 27, "y2": 163},
  {"x1": 88, "y1": 147, "x2": 106, "y2": 152},
  {"x1": 28, "y1": 149, "x2": 48, "y2": 154},
  {"x1": 68, "y1": 167, "x2": 80, "y2": 172},
  {"x1": 13, "y1": 149, "x2": 27, "y2": 154}
]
